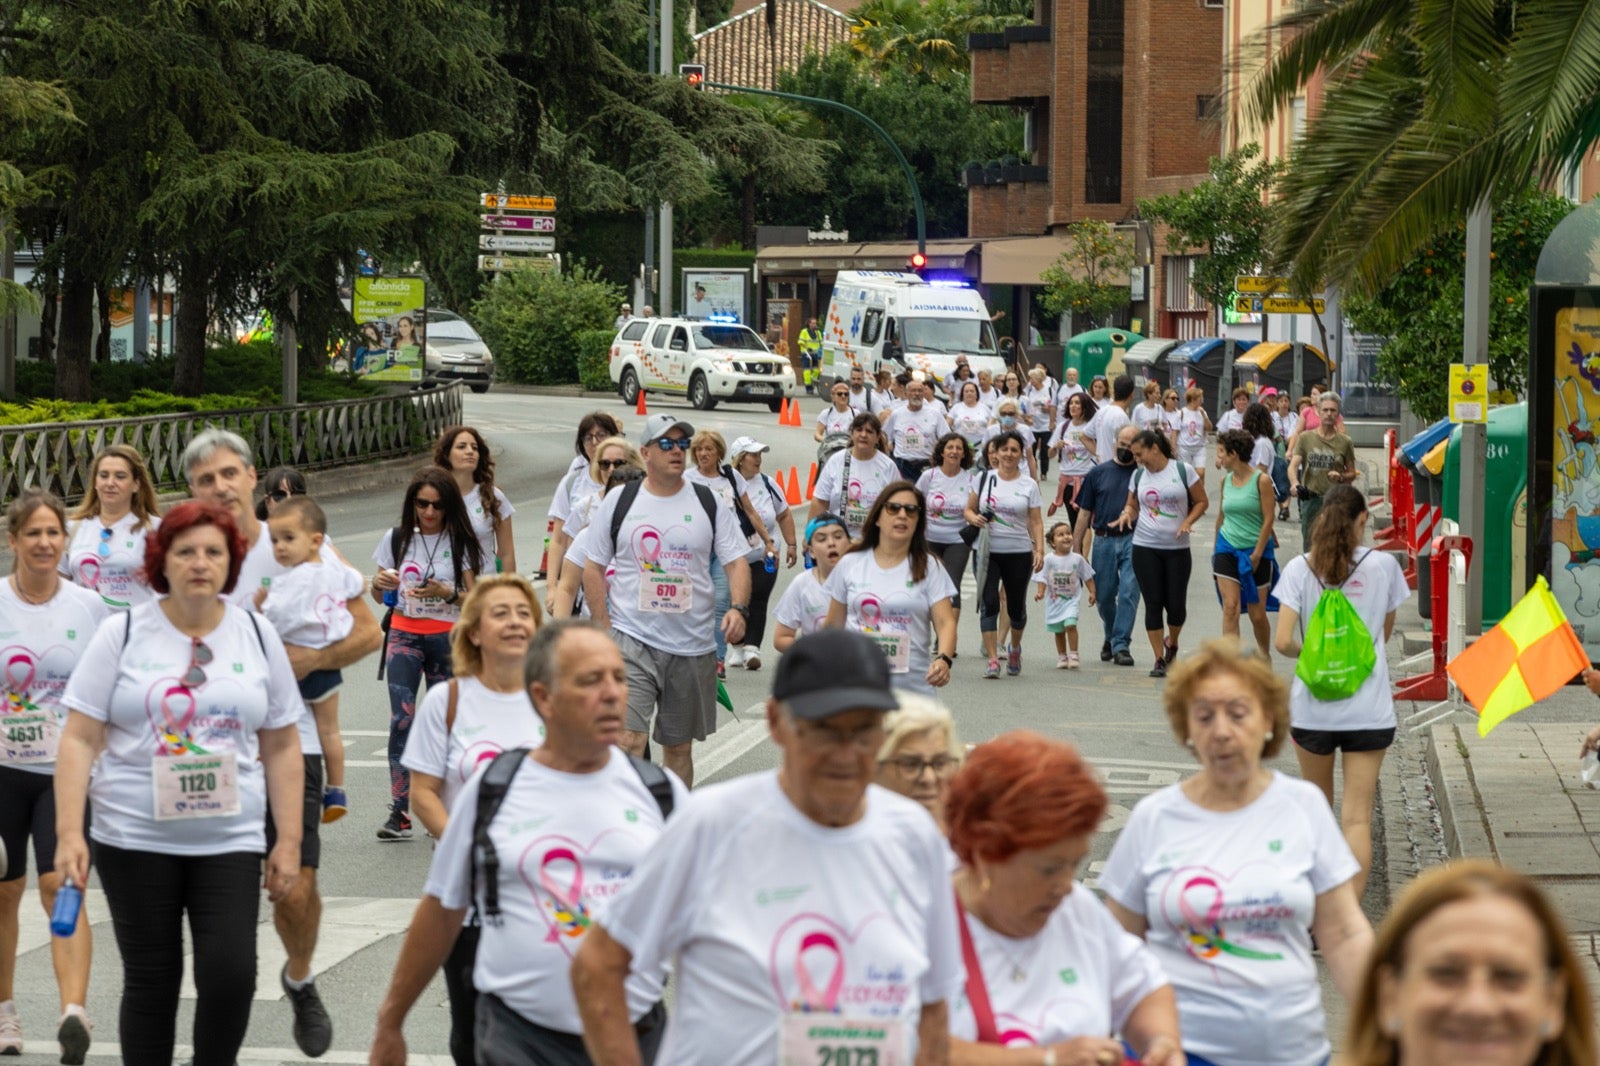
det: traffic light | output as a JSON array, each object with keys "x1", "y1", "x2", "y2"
[
  {"x1": 908, "y1": 251, "x2": 927, "y2": 275},
  {"x1": 679, "y1": 64, "x2": 705, "y2": 89}
]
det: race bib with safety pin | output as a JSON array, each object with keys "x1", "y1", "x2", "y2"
[
  {"x1": 778, "y1": 1015, "x2": 909, "y2": 1066},
  {"x1": 152, "y1": 751, "x2": 240, "y2": 820},
  {"x1": 1, "y1": 711, "x2": 60, "y2": 765},
  {"x1": 639, "y1": 572, "x2": 693, "y2": 613}
]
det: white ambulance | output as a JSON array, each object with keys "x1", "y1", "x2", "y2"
[{"x1": 819, "y1": 271, "x2": 1007, "y2": 388}]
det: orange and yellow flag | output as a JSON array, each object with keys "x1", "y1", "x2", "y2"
[{"x1": 1446, "y1": 576, "x2": 1589, "y2": 736}]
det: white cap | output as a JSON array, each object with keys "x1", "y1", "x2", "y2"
[{"x1": 729, "y1": 435, "x2": 770, "y2": 458}]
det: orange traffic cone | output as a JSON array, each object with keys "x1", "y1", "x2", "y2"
[
  {"x1": 772, "y1": 468, "x2": 787, "y2": 499},
  {"x1": 786, "y1": 466, "x2": 804, "y2": 506},
  {"x1": 778, "y1": 398, "x2": 790, "y2": 425},
  {"x1": 805, "y1": 462, "x2": 818, "y2": 500},
  {"x1": 787, "y1": 399, "x2": 802, "y2": 427},
  {"x1": 635, "y1": 389, "x2": 647, "y2": 416}
]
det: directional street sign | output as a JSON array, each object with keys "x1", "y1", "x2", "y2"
[
  {"x1": 479, "y1": 255, "x2": 558, "y2": 273},
  {"x1": 478, "y1": 234, "x2": 556, "y2": 253},
  {"x1": 1235, "y1": 275, "x2": 1291, "y2": 294},
  {"x1": 479, "y1": 193, "x2": 555, "y2": 211},
  {"x1": 1234, "y1": 295, "x2": 1326, "y2": 315},
  {"x1": 480, "y1": 215, "x2": 556, "y2": 232}
]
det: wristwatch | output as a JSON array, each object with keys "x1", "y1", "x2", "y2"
[
  {"x1": 731, "y1": 604, "x2": 751, "y2": 619},
  {"x1": 934, "y1": 652, "x2": 954, "y2": 667}
]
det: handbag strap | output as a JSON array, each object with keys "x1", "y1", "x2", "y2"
[{"x1": 955, "y1": 891, "x2": 1002, "y2": 1043}]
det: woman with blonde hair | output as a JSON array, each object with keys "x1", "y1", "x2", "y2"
[
  {"x1": 63, "y1": 444, "x2": 162, "y2": 610},
  {"x1": 400, "y1": 573, "x2": 545, "y2": 1066},
  {"x1": 686, "y1": 428, "x2": 775, "y2": 674},
  {"x1": 873, "y1": 693, "x2": 962, "y2": 830},
  {"x1": 1345, "y1": 860, "x2": 1594, "y2": 1066}
]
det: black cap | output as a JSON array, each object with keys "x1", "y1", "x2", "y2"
[{"x1": 773, "y1": 630, "x2": 900, "y2": 721}]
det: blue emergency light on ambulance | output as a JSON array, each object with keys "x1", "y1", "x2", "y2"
[{"x1": 819, "y1": 271, "x2": 1005, "y2": 386}]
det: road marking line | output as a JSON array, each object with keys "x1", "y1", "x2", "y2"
[
  {"x1": 693, "y1": 711, "x2": 771, "y2": 783},
  {"x1": 76, "y1": 1043, "x2": 454, "y2": 1063}
]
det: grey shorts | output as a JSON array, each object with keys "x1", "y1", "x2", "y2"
[{"x1": 614, "y1": 629, "x2": 720, "y2": 747}]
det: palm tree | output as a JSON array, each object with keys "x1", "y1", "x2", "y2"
[
  {"x1": 849, "y1": 0, "x2": 1026, "y2": 83},
  {"x1": 1243, "y1": 0, "x2": 1600, "y2": 295}
]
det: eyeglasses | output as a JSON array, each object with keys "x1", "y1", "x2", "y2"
[
  {"x1": 651, "y1": 437, "x2": 692, "y2": 452},
  {"x1": 597, "y1": 459, "x2": 630, "y2": 471},
  {"x1": 267, "y1": 488, "x2": 302, "y2": 503},
  {"x1": 882, "y1": 501, "x2": 920, "y2": 516},
  {"x1": 414, "y1": 498, "x2": 444, "y2": 511},
  {"x1": 97, "y1": 527, "x2": 113, "y2": 558},
  {"x1": 583, "y1": 432, "x2": 610, "y2": 446},
  {"x1": 182, "y1": 638, "x2": 213, "y2": 689},
  {"x1": 884, "y1": 755, "x2": 958, "y2": 778},
  {"x1": 794, "y1": 720, "x2": 884, "y2": 751}
]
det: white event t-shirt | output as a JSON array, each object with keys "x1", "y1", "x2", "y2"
[
  {"x1": 1178, "y1": 409, "x2": 1208, "y2": 451},
  {"x1": 1130, "y1": 461, "x2": 1199, "y2": 550},
  {"x1": 584, "y1": 480, "x2": 752, "y2": 657},
  {"x1": 426, "y1": 749, "x2": 688, "y2": 1033},
  {"x1": 817, "y1": 406, "x2": 856, "y2": 437},
  {"x1": 0, "y1": 579, "x2": 110, "y2": 774},
  {"x1": 548, "y1": 457, "x2": 596, "y2": 526},
  {"x1": 948, "y1": 402, "x2": 992, "y2": 448},
  {"x1": 1030, "y1": 551, "x2": 1094, "y2": 626},
  {"x1": 603, "y1": 773, "x2": 963, "y2": 1066},
  {"x1": 228, "y1": 523, "x2": 326, "y2": 756},
  {"x1": 884, "y1": 404, "x2": 947, "y2": 461},
  {"x1": 916, "y1": 467, "x2": 976, "y2": 545},
  {"x1": 1215, "y1": 409, "x2": 1245, "y2": 436},
  {"x1": 372, "y1": 530, "x2": 465, "y2": 625},
  {"x1": 61, "y1": 513, "x2": 161, "y2": 609},
  {"x1": 741, "y1": 473, "x2": 789, "y2": 564},
  {"x1": 1094, "y1": 404, "x2": 1131, "y2": 463},
  {"x1": 401, "y1": 676, "x2": 547, "y2": 813},
  {"x1": 1049, "y1": 420, "x2": 1098, "y2": 477},
  {"x1": 824, "y1": 550, "x2": 956, "y2": 693},
  {"x1": 949, "y1": 887, "x2": 1167, "y2": 1046},
  {"x1": 1023, "y1": 384, "x2": 1055, "y2": 432},
  {"x1": 812, "y1": 450, "x2": 900, "y2": 539},
  {"x1": 60, "y1": 602, "x2": 303, "y2": 855},
  {"x1": 463, "y1": 484, "x2": 515, "y2": 573},
  {"x1": 256, "y1": 559, "x2": 365, "y2": 651},
  {"x1": 1275, "y1": 549, "x2": 1410, "y2": 731},
  {"x1": 970, "y1": 472, "x2": 1041, "y2": 554},
  {"x1": 1249, "y1": 436, "x2": 1276, "y2": 472},
  {"x1": 771, "y1": 569, "x2": 833, "y2": 638},
  {"x1": 1098, "y1": 773, "x2": 1360, "y2": 1066},
  {"x1": 1132, "y1": 403, "x2": 1164, "y2": 434}
]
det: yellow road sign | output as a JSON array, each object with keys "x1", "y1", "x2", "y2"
[
  {"x1": 478, "y1": 193, "x2": 556, "y2": 211},
  {"x1": 1233, "y1": 295, "x2": 1326, "y2": 315},
  {"x1": 478, "y1": 255, "x2": 558, "y2": 273},
  {"x1": 1235, "y1": 275, "x2": 1290, "y2": 294},
  {"x1": 1449, "y1": 363, "x2": 1489, "y2": 423}
]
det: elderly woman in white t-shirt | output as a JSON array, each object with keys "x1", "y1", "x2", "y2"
[
  {"x1": 872, "y1": 693, "x2": 962, "y2": 833},
  {"x1": 1099, "y1": 640, "x2": 1373, "y2": 1066},
  {"x1": 400, "y1": 573, "x2": 546, "y2": 1066},
  {"x1": 55, "y1": 500, "x2": 305, "y2": 1066},
  {"x1": 948, "y1": 731, "x2": 1182, "y2": 1064}
]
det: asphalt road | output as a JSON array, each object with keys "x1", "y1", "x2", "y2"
[{"x1": 6, "y1": 389, "x2": 1337, "y2": 1063}]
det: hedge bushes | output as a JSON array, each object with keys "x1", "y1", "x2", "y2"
[
  {"x1": 472, "y1": 265, "x2": 622, "y2": 385},
  {"x1": 575, "y1": 329, "x2": 616, "y2": 391}
]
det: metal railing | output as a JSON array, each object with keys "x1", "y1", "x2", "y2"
[{"x1": 0, "y1": 385, "x2": 464, "y2": 504}]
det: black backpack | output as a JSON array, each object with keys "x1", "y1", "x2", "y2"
[
  {"x1": 607, "y1": 479, "x2": 719, "y2": 554},
  {"x1": 471, "y1": 748, "x2": 674, "y2": 924}
]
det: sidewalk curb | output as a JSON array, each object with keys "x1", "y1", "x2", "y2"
[{"x1": 1423, "y1": 722, "x2": 1496, "y2": 859}]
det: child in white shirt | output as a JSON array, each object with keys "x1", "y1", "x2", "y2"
[
  {"x1": 1032, "y1": 522, "x2": 1096, "y2": 669},
  {"x1": 255, "y1": 497, "x2": 365, "y2": 821},
  {"x1": 771, "y1": 513, "x2": 853, "y2": 651}
]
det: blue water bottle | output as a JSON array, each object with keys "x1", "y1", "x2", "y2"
[
  {"x1": 764, "y1": 552, "x2": 777, "y2": 574},
  {"x1": 383, "y1": 587, "x2": 399, "y2": 608},
  {"x1": 51, "y1": 880, "x2": 82, "y2": 937}
]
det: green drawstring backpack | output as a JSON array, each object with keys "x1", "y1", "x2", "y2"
[{"x1": 1295, "y1": 551, "x2": 1377, "y2": 700}]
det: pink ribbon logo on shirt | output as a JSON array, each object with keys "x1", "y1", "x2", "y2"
[
  {"x1": 3, "y1": 650, "x2": 37, "y2": 712},
  {"x1": 147, "y1": 682, "x2": 208, "y2": 755},
  {"x1": 76, "y1": 557, "x2": 101, "y2": 588},
  {"x1": 398, "y1": 561, "x2": 426, "y2": 589},
  {"x1": 857, "y1": 596, "x2": 883, "y2": 632},
  {"x1": 794, "y1": 931, "x2": 846, "y2": 1012},
  {"x1": 1175, "y1": 874, "x2": 1284, "y2": 963},
  {"x1": 538, "y1": 846, "x2": 592, "y2": 941},
  {"x1": 928, "y1": 492, "x2": 946, "y2": 518},
  {"x1": 312, "y1": 593, "x2": 344, "y2": 643},
  {"x1": 456, "y1": 742, "x2": 503, "y2": 782},
  {"x1": 768, "y1": 912, "x2": 909, "y2": 1015},
  {"x1": 632, "y1": 528, "x2": 665, "y2": 574},
  {"x1": 518, "y1": 829, "x2": 638, "y2": 958}
]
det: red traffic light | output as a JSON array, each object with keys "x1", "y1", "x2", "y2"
[
  {"x1": 679, "y1": 64, "x2": 706, "y2": 89},
  {"x1": 909, "y1": 252, "x2": 927, "y2": 271}
]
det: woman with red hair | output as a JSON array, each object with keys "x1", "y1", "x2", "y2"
[
  {"x1": 946, "y1": 731, "x2": 1182, "y2": 1064},
  {"x1": 55, "y1": 501, "x2": 306, "y2": 1066}
]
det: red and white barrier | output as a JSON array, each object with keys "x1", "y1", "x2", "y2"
[{"x1": 1393, "y1": 530, "x2": 1473, "y2": 709}]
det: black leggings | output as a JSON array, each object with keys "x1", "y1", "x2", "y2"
[
  {"x1": 444, "y1": 922, "x2": 481, "y2": 1065},
  {"x1": 980, "y1": 551, "x2": 1032, "y2": 633},
  {"x1": 0, "y1": 764, "x2": 56, "y2": 880},
  {"x1": 746, "y1": 556, "x2": 779, "y2": 645},
  {"x1": 1033, "y1": 432, "x2": 1051, "y2": 478},
  {"x1": 94, "y1": 843, "x2": 261, "y2": 1066},
  {"x1": 930, "y1": 540, "x2": 970, "y2": 611},
  {"x1": 1131, "y1": 545, "x2": 1193, "y2": 632}
]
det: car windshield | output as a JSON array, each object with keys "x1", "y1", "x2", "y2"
[
  {"x1": 691, "y1": 325, "x2": 767, "y2": 352},
  {"x1": 428, "y1": 319, "x2": 483, "y2": 342},
  {"x1": 902, "y1": 316, "x2": 997, "y2": 355}
]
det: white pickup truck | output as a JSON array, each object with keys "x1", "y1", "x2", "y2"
[{"x1": 608, "y1": 317, "x2": 798, "y2": 411}]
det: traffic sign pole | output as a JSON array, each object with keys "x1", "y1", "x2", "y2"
[{"x1": 1461, "y1": 198, "x2": 1490, "y2": 634}]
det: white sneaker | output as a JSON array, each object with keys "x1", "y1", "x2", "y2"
[
  {"x1": 0, "y1": 1000, "x2": 21, "y2": 1054},
  {"x1": 725, "y1": 645, "x2": 745, "y2": 669},
  {"x1": 743, "y1": 645, "x2": 762, "y2": 670}
]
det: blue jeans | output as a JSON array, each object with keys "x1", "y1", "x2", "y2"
[
  {"x1": 384, "y1": 628, "x2": 453, "y2": 814},
  {"x1": 711, "y1": 555, "x2": 730, "y2": 661},
  {"x1": 1091, "y1": 532, "x2": 1138, "y2": 654}
]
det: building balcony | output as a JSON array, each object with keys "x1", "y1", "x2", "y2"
[
  {"x1": 966, "y1": 166, "x2": 1052, "y2": 237},
  {"x1": 969, "y1": 25, "x2": 1052, "y2": 104}
]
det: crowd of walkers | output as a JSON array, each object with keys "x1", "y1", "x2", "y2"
[{"x1": 1, "y1": 379, "x2": 1591, "y2": 1066}]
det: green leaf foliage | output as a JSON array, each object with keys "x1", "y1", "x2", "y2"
[
  {"x1": 1038, "y1": 221, "x2": 1135, "y2": 328},
  {"x1": 576, "y1": 329, "x2": 619, "y2": 391},
  {"x1": 1343, "y1": 187, "x2": 1572, "y2": 422},
  {"x1": 472, "y1": 266, "x2": 623, "y2": 385}
]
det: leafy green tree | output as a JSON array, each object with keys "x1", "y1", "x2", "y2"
[
  {"x1": 1038, "y1": 221, "x2": 1135, "y2": 329},
  {"x1": 1138, "y1": 145, "x2": 1285, "y2": 313},
  {"x1": 0, "y1": 76, "x2": 75, "y2": 321},
  {"x1": 1343, "y1": 187, "x2": 1570, "y2": 422},
  {"x1": 849, "y1": 0, "x2": 1025, "y2": 83}
]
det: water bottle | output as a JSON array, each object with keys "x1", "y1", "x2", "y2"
[
  {"x1": 764, "y1": 552, "x2": 777, "y2": 574},
  {"x1": 382, "y1": 587, "x2": 399, "y2": 608},
  {"x1": 51, "y1": 880, "x2": 81, "y2": 937}
]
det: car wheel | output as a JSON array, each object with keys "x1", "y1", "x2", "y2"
[
  {"x1": 620, "y1": 368, "x2": 641, "y2": 406},
  {"x1": 690, "y1": 372, "x2": 717, "y2": 411},
  {"x1": 470, "y1": 382, "x2": 490, "y2": 394},
  {"x1": 767, "y1": 397, "x2": 783, "y2": 413}
]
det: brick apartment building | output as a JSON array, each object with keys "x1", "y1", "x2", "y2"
[{"x1": 968, "y1": 0, "x2": 1225, "y2": 338}]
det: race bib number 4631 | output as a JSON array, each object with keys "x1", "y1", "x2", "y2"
[
  {"x1": 1, "y1": 711, "x2": 60, "y2": 765},
  {"x1": 778, "y1": 1016, "x2": 908, "y2": 1066}
]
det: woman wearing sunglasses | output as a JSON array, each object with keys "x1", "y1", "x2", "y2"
[
  {"x1": 0, "y1": 490, "x2": 109, "y2": 1062},
  {"x1": 370, "y1": 469, "x2": 482, "y2": 842},
  {"x1": 824, "y1": 481, "x2": 958, "y2": 694},
  {"x1": 816, "y1": 380, "x2": 857, "y2": 441},
  {"x1": 62, "y1": 444, "x2": 162, "y2": 611},
  {"x1": 56, "y1": 500, "x2": 306, "y2": 1066},
  {"x1": 254, "y1": 465, "x2": 308, "y2": 521},
  {"x1": 546, "y1": 412, "x2": 623, "y2": 608}
]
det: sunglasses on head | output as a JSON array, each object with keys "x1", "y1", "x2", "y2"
[
  {"x1": 652, "y1": 437, "x2": 692, "y2": 452},
  {"x1": 182, "y1": 638, "x2": 213, "y2": 689},
  {"x1": 414, "y1": 497, "x2": 444, "y2": 511}
]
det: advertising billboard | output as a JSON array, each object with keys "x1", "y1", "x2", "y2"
[
  {"x1": 683, "y1": 269, "x2": 749, "y2": 323},
  {"x1": 352, "y1": 277, "x2": 427, "y2": 382}
]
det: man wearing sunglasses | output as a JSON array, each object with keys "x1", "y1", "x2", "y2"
[
  {"x1": 582, "y1": 413, "x2": 752, "y2": 788},
  {"x1": 181, "y1": 428, "x2": 383, "y2": 1058}
]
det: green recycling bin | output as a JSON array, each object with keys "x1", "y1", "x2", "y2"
[
  {"x1": 1064, "y1": 328, "x2": 1143, "y2": 383},
  {"x1": 1442, "y1": 402, "x2": 1528, "y2": 628}
]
